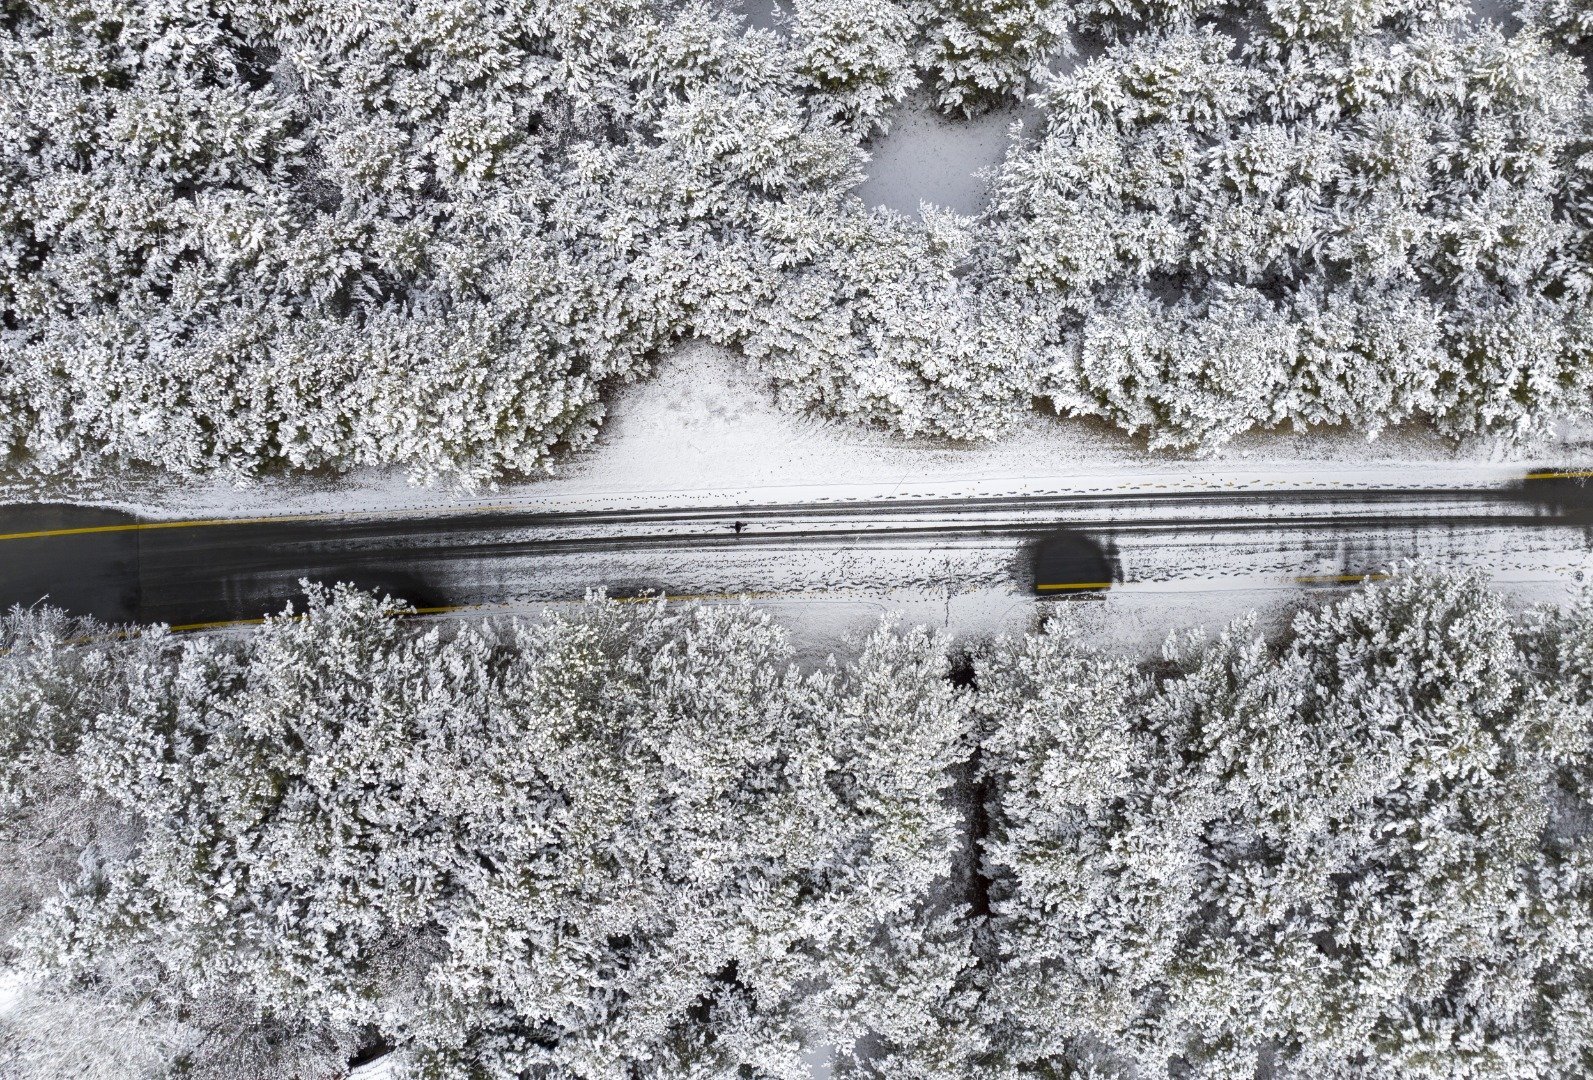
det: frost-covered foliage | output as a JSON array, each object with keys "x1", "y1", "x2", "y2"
[
  {"x1": 0, "y1": 589, "x2": 973, "y2": 1078},
  {"x1": 2, "y1": 982, "x2": 222, "y2": 1080},
  {"x1": 705, "y1": 204, "x2": 1033, "y2": 440},
  {"x1": 792, "y1": 0, "x2": 918, "y2": 133},
  {"x1": 4, "y1": 0, "x2": 1592, "y2": 479},
  {"x1": 985, "y1": 6, "x2": 1593, "y2": 448},
  {"x1": 4, "y1": 575, "x2": 1593, "y2": 1076},
  {"x1": 1521, "y1": 0, "x2": 1593, "y2": 42},
  {"x1": 912, "y1": 0, "x2": 1073, "y2": 114},
  {"x1": 974, "y1": 571, "x2": 1593, "y2": 1077},
  {"x1": 0, "y1": 0, "x2": 877, "y2": 485},
  {"x1": 0, "y1": 609, "x2": 147, "y2": 961}
]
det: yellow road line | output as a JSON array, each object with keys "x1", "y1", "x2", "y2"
[
  {"x1": 0, "y1": 514, "x2": 330, "y2": 542},
  {"x1": 1294, "y1": 573, "x2": 1390, "y2": 584},
  {"x1": 611, "y1": 589, "x2": 794, "y2": 604},
  {"x1": 6, "y1": 470, "x2": 1587, "y2": 543},
  {"x1": 1035, "y1": 582, "x2": 1112, "y2": 591},
  {"x1": 0, "y1": 500, "x2": 582, "y2": 543},
  {"x1": 168, "y1": 616, "x2": 270, "y2": 632},
  {"x1": 122, "y1": 591, "x2": 883, "y2": 635},
  {"x1": 169, "y1": 603, "x2": 471, "y2": 633}
]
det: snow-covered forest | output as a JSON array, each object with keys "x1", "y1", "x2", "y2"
[
  {"x1": 2, "y1": 0, "x2": 1589, "y2": 484},
  {"x1": 3, "y1": 572, "x2": 1591, "y2": 1078}
]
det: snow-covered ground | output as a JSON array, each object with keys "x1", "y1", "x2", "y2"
[
  {"x1": 8, "y1": 341, "x2": 1587, "y2": 659},
  {"x1": 740, "y1": 0, "x2": 789, "y2": 33},
  {"x1": 57, "y1": 340, "x2": 1585, "y2": 521},
  {"x1": 854, "y1": 96, "x2": 1032, "y2": 216},
  {"x1": 349, "y1": 1053, "x2": 399, "y2": 1080},
  {"x1": 495, "y1": 508, "x2": 1590, "y2": 664},
  {"x1": 4, "y1": 62, "x2": 1589, "y2": 653}
]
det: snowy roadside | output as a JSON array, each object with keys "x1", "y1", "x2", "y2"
[
  {"x1": 14, "y1": 341, "x2": 1587, "y2": 523},
  {"x1": 4, "y1": 72, "x2": 1588, "y2": 524},
  {"x1": 0, "y1": 969, "x2": 20, "y2": 1017},
  {"x1": 1, "y1": 340, "x2": 1586, "y2": 673},
  {"x1": 349, "y1": 1053, "x2": 399, "y2": 1079}
]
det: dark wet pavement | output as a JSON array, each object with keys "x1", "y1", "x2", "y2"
[{"x1": 0, "y1": 474, "x2": 1587, "y2": 628}]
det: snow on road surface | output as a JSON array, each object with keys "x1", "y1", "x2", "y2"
[
  {"x1": 77, "y1": 341, "x2": 1588, "y2": 521},
  {"x1": 349, "y1": 1054, "x2": 399, "y2": 1079},
  {"x1": 6, "y1": 342, "x2": 1588, "y2": 654}
]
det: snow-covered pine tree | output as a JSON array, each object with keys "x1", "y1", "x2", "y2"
[
  {"x1": 973, "y1": 571, "x2": 1593, "y2": 1077},
  {"x1": 0, "y1": 0, "x2": 909, "y2": 486},
  {"x1": 793, "y1": 0, "x2": 919, "y2": 134},
  {"x1": 1520, "y1": 0, "x2": 1593, "y2": 42},
  {"x1": 912, "y1": 0, "x2": 1073, "y2": 114},
  {"x1": 2, "y1": 590, "x2": 976, "y2": 1078},
  {"x1": 703, "y1": 202, "x2": 1032, "y2": 442},
  {"x1": 0, "y1": 609, "x2": 163, "y2": 963},
  {"x1": 981, "y1": 4, "x2": 1592, "y2": 448},
  {"x1": 6, "y1": 574, "x2": 1593, "y2": 1076}
]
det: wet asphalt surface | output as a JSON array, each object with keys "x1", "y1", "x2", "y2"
[{"x1": 0, "y1": 476, "x2": 1588, "y2": 627}]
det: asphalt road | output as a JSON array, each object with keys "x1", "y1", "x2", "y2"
[{"x1": 0, "y1": 474, "x2": 1588, "y2": 629}]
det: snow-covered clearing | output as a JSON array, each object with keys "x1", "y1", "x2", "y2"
[
  {"x1": 11, "y1": 341, "x2": 1586, "y2": 657},
  {"x1": 71, "y1": 341, "x2": 1586, "y2": 521},
  {"x1": 740, "y1": 0, "x2": 789, "y2": 33},
  {"x1": 854, "y1": 96, "x2": 1032, "y2": 215}
]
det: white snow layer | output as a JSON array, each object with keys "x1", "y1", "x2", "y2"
[
  {"x1": 98, "y1": 339, "x2": 1584, "y2": 520},
  {"x1": 853, "y1": 97, "x2": 1028, "y2": 216},
  {"x1": 15, "y1": 341, "x2": 1589, "y2": 657}
]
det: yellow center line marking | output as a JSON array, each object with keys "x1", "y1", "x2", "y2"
[
  {"x1": 1294, "y1": 573, "x2": 1390, "y2": 584},
  {"x1": 168, "y1": 616, "x2": 270, "y2": 632},
  {"x1": 6, "y1": 469, "x2": 1585, "y2": 543},
  {"x1": 0, "y1": 514, "x2": 333, "y2": 542},
  {"x1": 1035, "y1": 582, "x2": 1112, "y2": 591},
  {"x1": 610, "y1": 589, "x2": 829, "y2": 604},
  {"x1": 167, "y1": 602, "x2": 476, "y2": 633},
  {"x1": 0, "y1": 500, "x2": 589, "y2": 543},
  {"x1": 139, "y1": 590, "x2": 908, "y2": 635}
]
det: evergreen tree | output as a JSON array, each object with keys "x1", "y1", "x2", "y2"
[
  {"x1": 2, "y1": 590, "x2": 975, "y2": 1078},
  {"x1": 974, "y1": 572, "x2": 1593, "y2": 1078}
]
